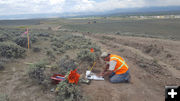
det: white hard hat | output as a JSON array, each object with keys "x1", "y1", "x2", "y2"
[{"x1": 101, "y1": 52, "x2": 108, "y2": 58}]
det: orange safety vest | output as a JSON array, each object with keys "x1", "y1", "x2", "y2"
[{"x1": 110, "y1": 54, "x2": 128, "y2": 74}]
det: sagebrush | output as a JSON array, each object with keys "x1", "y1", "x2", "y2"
[
  {"x1": 56, "y1": 81, "x2": 85, "y2": 101},
  {"x1": 58, "y1": 56, "x2": 77, "y2": 75},
  {"x1": 0, "y1": 94, "x2": 9, "y2": 101},
  {"x1": 15, "y1": 37, "x2": 32, "y2": 48},
  {"x1": 0, "y1": 42, "x2": 26, "y2": 58},
  {"x1": 27, "y1": 61, "x2": 50, "y2": 87}
]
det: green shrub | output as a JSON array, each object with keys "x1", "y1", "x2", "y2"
[
  {"x1": 28, "y1": 61, "x2": 49, "y2": 85},
  {"x1": 51, "y1": 35, "x2": 101, "y2": 55},
  {"x1": 14, "y1": 37, "x2": 32, "y2": 48},
  {"x1": 57, "y1": 48, "x2": 65, "y2": 54},
  {"x1": 58, "y1": 56, "x2": 77, "y2": 75},
  {"x1": 46, "y1": 49, "x2": 55, "y2": 59},
  {"x1": 0, "y1": 93, "x2": 9, "y2": 101},
  {"x1": 77, "y1": 48, "x2": 101, "y2": 63},
  {"x1": 37, "y1": 33, "x2": 49, "y2": 37},
  {"x1": 0, "y1": 42, "x2": 26, "y2": 58},
  {"x1": 51, "y1": 40, "x2": 64, "y2": 48},
  {"x1": 56, "y1": 81, "x2": 85, "y2": 101},
  {"x1": 30, "y1": 35, "x2": 38, "y2": 43},
  {"x1": 0, "y1": 61, "x2": 5, "y2": 70},
  {"x1": 32, "y1": 47, "x2": 41, "y2": 52},
  {"x1": 77, "y1": 49, "x2": 96, "y2": 62},
  {"x1": 116, "y1": 32, "x2": 121, "y2": 35},
  {"x1": 0, "y1": 28, "x2": 23, "y2": 42},
  {"x1": 0, "y1": 34, "x2": 11, "y2": 42},
  {"x1": 50, "y1": 36, "x2": 59, "y2": 42}
]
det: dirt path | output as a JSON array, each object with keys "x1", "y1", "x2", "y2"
[
  {"x1": 52, "y1": 25, "x2": 61, "y2": 31},
  {"x1": 79, "y1": 33, "x2": 180, "y2": 101}
]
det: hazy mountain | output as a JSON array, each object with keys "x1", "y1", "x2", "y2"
[
  {"x1": 0, "y1": 6, "x2": 180, "y2": 20},
  {"x1": 106, "y1": 6, "x2": 180, "y2": 16}
]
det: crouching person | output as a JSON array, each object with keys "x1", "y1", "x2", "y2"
[{"x1": 99, "y1": 52, "x2": 130, "y2": 83}]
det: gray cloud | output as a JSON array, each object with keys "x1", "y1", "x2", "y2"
[{"x1": 0, "y1": 0, "x2": 180, "y2": 15}]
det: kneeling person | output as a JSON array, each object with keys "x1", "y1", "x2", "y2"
[{"x1": 99, "y1": 52, "x2": 130, "y2": 83}]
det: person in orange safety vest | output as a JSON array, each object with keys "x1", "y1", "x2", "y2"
[{"x1": 99, "y1": 52, "x2": 130, "y2": 83}]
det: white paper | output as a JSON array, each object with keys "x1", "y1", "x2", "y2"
[
  {"x1": 86, "y1": 71, "x2": 104, "y2": 80},
  {"x1": 88, "y1": 75, "x2": 104, "y2": 80}
]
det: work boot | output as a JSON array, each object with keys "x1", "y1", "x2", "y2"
[{"x1": 124, "y1": 74, "x2": 131, "y2": 83}]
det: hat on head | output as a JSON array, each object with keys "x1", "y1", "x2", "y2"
[{"x1": 100, "y1": 52, "x2": 108, "y2": 58}]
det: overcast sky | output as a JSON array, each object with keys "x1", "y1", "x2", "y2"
[{"x1": 0, "y1": 0, "x2": 180, "y2": 15}]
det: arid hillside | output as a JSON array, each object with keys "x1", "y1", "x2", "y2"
[{"x1": 0, "y1": 18, "x2": 180, "y2": 101}]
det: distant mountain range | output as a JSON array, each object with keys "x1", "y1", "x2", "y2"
[{"x1": 0, "y1": 6, "x2": 180, "y2": 20}]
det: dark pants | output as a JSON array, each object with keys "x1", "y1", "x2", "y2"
[{"x1": 109, "y1": 70, "x2": 130, "y2": 83}]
